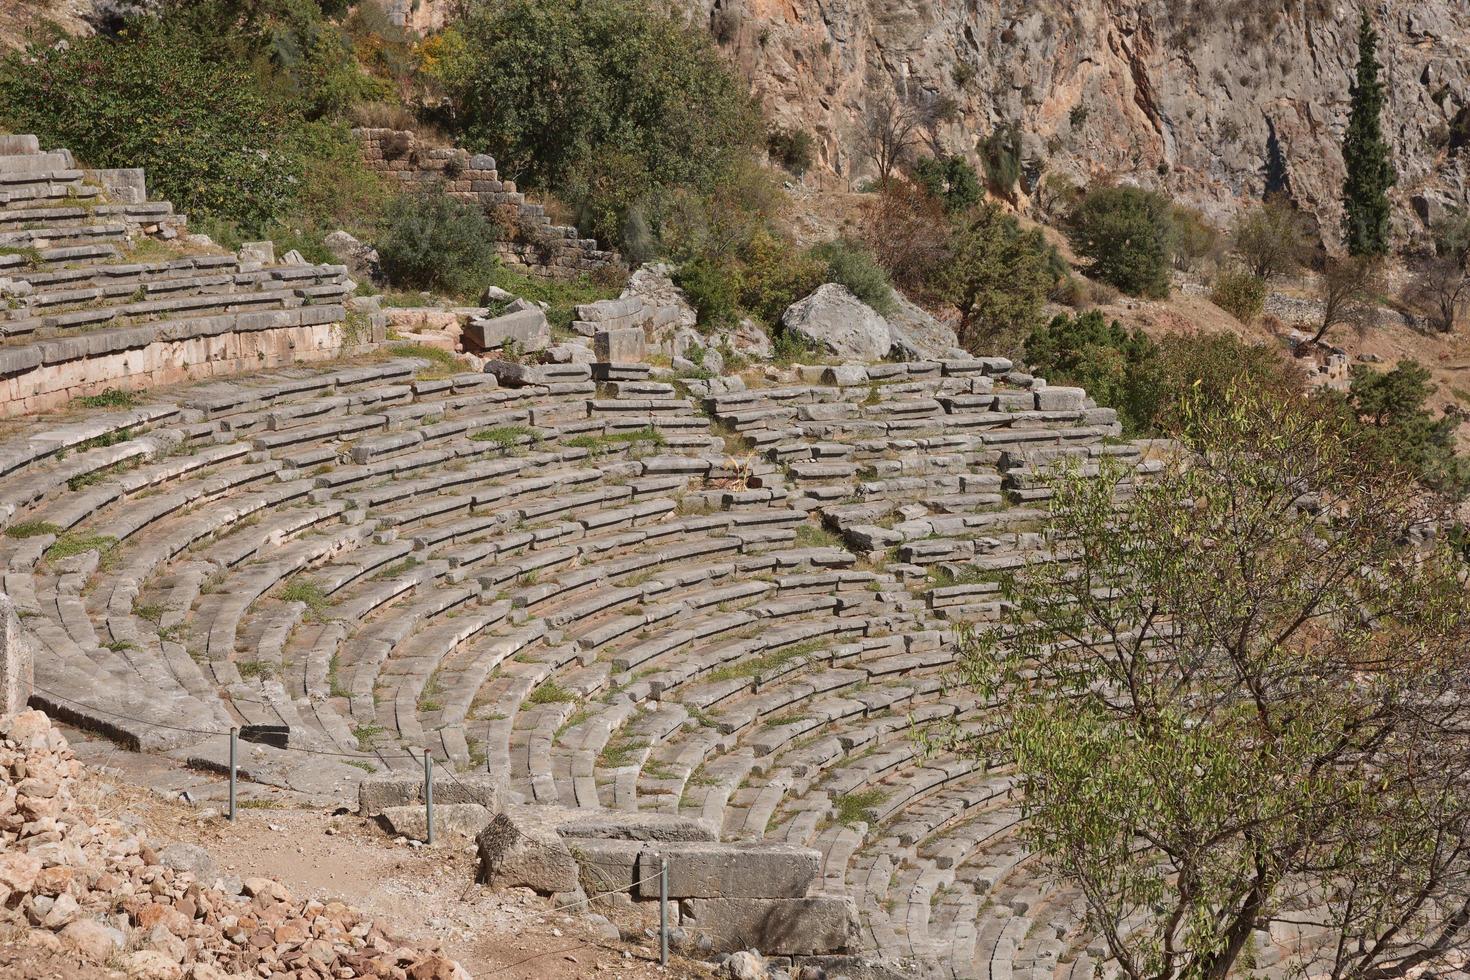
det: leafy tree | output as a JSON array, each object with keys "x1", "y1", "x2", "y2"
[
  {"x1": 1231, "y1": 194, "x2": 1314, "y2": 279},
  {"x1": 1341, "y1": 9, "x2": 1396, "y2": 257},
  {"x1": 1337, "y1": 360, "x2": 1470, "y2": 496},
  {"x1": 1065, "y1": 185, "x2": 1178, "y2": 298},
  {"x1": 978, "y1": 121, "x2": 1023, "y2": 200},
  {"x1": 1308, "y1": 254, "x2": 1382, "y2": 344},
  {"x1": 1168, "y1": 204, "x2": 1219, "y2": 270},
  {"x1": 734, "y1": 230, "x2": 823, "y2": 326},
  {"x1": 767, "y1": 125, "x2": 815, "y2": 176},
  {"x1": 951, "y1": 387, "x2": 1470, "y2": 980},
  {"x1": 912, "y1": 155, "x2": 983, "y2": 214},
  {"x1": 1407, "y1": 209, "x2": 1470, "y2": 332},
  {"x1": 428, "y1": 0, "x2": 760, "y2": 246},
  {"x1": 375, "y1": 190, "x2": 501, "y2": 297},
  {"x1": 673, "y1": 256, "x2": 739, "y2": 328},
  {"x1": 859, "y1": 181, "x2": 951, "y2": 299},
  {"x1": 940, "y1": 204, "x2": 1064, "y2": 350}
]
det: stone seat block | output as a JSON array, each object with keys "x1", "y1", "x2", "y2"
[
  {"x1": 634, "y1": 841, "x2": 820, "y2": 899},
  {"x1": 680, "y1": 895, "x2": 860, "y2": 955}
]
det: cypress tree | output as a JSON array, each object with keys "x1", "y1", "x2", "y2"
[{"x1": 1341, "y1": 9, "x2": 1396, "y2": 256}]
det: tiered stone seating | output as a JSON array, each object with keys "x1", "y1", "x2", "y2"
[
  {"x1": 0, "y1": 136, "x2": 365, "y2": 416},
  {"x1": 2, "y1": 306, "x2": 1162, "y2": 974}
]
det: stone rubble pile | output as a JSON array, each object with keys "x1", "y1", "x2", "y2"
[{"x1": 0, "y1": 709, "x2": 468, "y2": 980}]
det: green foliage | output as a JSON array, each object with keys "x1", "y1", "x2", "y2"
[
  {"x1": 1337, "y1": 360, "x2": 1470, "y2": 497},
  {"x1": 675, "y1": 256, "x2": 741, "y2": 328},
  {"x1": 950, "y1": 389, "x2": 1470, "y2": 980},
  {"x1": 1342, "y1": 10, "x2": 1396, "y2": 258},
  {"x1": 1066, "y1": 185, "x2": 1178, "y2": 298},
  {"x1": 471, "y1": 425, "x2": 536, "y2": 450},
  {"x1": 735, "y1": 230, "x2": 824, "y2": 326},
  {"x1": 0, "y1": 6, "x2": 388, "y2": 238},
  {"x1": 912, "y1": 154, "x2": 983, "y2": 214},
  {"x1": 428, "y1": 0, "x2": 760, "y2": 249},
  {"x1": 940, "y1": 203, "x2": 1064, "y2": 351},
  {"x1": 1209, "y1": 267, "x2": 1268, "y2": 323},
  {"x1": 1024, "y1": 311, "x2": 1160, "y2": 436},
  {"x1": 771, "y1": 328, "x2": 821, "y2": 366},
  {"x1": 978, "y1": 121, "x2": 1022, "y2": 197},
  {"x1": 375, "y1": 190, "x2": 501, "y2": 298},
  {"x1": 528, "y1": 680, "x2": 578, "y2": 704},
  {"x1": 4, "y1": 521, "x2": 62, "y2": 539},
  {"x1": 1232, "y1": 194, "x2": 1313, "y2": 279},
  {"x1": 833, "y1": 789, "x2": 887, "y2": 828},
  {"x1": 767, "y1": 125, "x2": 814, "y2": 176},
  {"x1": 74, "y1": 389, "x2": 139, "y2": 410},
  {"x1": 483, "y1": 266, "x2": 623, "y2": 334},
  {"x1": 388, "y1": 343, "x2": 462, "y2": 379},
  {"x1": 807, "y1": 239, "x2": 894, "y2": 315},
  {"x1": 44, "y1": 532, "x2": 117, "y2": 563},
  {"x1": 278, "y1": 578, "x2": 333, "y2": 620},
  {"x1": 565, "y1": 427, "x2": 666, "y2": 455}
]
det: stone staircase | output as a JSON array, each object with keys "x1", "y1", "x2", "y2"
[{"x1": 0, "y1": 135, "x2": 374, "y2": 416}]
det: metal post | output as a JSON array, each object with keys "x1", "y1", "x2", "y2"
[
  {"x1": 228, "y1": 727, "x2": 237, "y2": 823},
  {"x1": 423, "y1": 750, "x2": 434, "y2": 846},
  {"x1": 659, "y1": 856, "x2": 669, "y2": 967}
]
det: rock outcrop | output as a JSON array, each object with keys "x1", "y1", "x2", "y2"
[
  {"x1": 685, "y1": 0, "x2": 1470, "y2": 244},
  {"x1": 781, "y1": 283, "x2": 891, "y2": 360}
]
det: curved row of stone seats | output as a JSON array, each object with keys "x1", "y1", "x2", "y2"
[{"x1": 2, "y1": 341, "x2": 1143, "y2": 974}]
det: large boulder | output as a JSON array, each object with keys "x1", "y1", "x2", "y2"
[
  {"x1": 781, "y1": 284, "x2": 890, "y2": 362},
  {"x1": 885, "y1": 291, "x2": 961, "y2": 360},
  {"x1": 322, "y1": 230, "x2": 380, "y2": 282}
]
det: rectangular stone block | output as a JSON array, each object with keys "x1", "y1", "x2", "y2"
[
  {"x1": 0, "y1": 593, "x2": 33, "y2": 716},
  {"x1": 1035, "y1": 386, "x2": 1086, "y2": 411},
  {"x1": 635, "y1": 842, "x2": 819, "y2": 899},
  {"x1": 594, "y1": 327, "x2": 645, "y2": 363},
  {"x1": 680, "y1": 896, "x2": 859, "y2": 955},
  {"x1": 464, "y1": 309, "x2": 550, "y2": 352},
  {"x1": 357, "y1": 771, "x2": 504, "y2": 816}
]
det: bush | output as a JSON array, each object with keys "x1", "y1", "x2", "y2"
[
  {"x1": 939, "y1": 204, "x2": 1065, "y2": 350},
  {"x1": 0, "y1": 19, "x2": 301, "y2": 234},
  {"x1": 1170, "y1": 204, "x2": 1221, "y2": 270},
  {"x1": 979, "y1": 122, "x2": 1023, "y2": 197},
  {"x1": 1232, "y1": 195, "x2": 1313, "y2": 279},
  {"x1": 427, "y1": 0, "x2": 761, "y2": 250},
  {"x1": 375, "y1": 191, "x2": 501, "y2": 297},
  {"x1": 767, "y1": 125, "x2": 815, "y2": 176},
  {"x1": 913, "y1": 155, "x2": 983, "y2": 214},
  {"x1": 674, "y1": 256, "x2": 740, "y2": 328},
  {"x1": 737, "y1": 230, "x2": 824, "y2": 326},
  {"x1": 1066, "y1": 185, "x2": 1178, "y2": 298},
  {"x1": 1024, "y1": 311, "x2": 1161, "y2": 435},
  {"x1": 859, "y1": 181, "x2": 951, "y2": 299},
  {"x1": 1210, "y1": 267, "x2": 1268, "y2": 323},
  {"x1": 807, "y1": 239, "x2": 895, "y2": 315}
]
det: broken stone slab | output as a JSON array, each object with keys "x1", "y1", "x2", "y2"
[
  {"x1": 594, "y1": 327, "x2": 645, "y2": 362},
  {"x1": 680, "y1": 895, "x2": 860, "y2": 955},
  {"x1": 380, "y1": 803, "x2": 495, "y2": 842},
  {"x1": 576, "y1": 295, "x2": 645, "y2": 323},
  {"x1": 464, "y1": 308, "x2": 550, "y2": 352},
  {"x1": 358, "y1": 771, "x2": 504, "y2": 816},
  {"x1": 481, "y1": 360, "x2": 587, "y2": 387},
  {"x1": 476, "y1": 805, "x2": 716, "y2": 895},
  {"x1": 634, "y1": 842, "x2": 819, "y2": 900}
]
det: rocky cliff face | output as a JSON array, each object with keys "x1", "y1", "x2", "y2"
[{"x1": 685, "y1": 0, "x2": 1470, "y2": 245}]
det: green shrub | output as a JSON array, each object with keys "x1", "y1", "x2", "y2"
[
  {"x1": 0, "y1": 20, "x2": 300, "y2": 233},
  {"x1": 767, "y1": 125, "x2": 815, "y2": 176},
  {"x1": 1025, "y1": 311, "x2": 1161, "y2": 436},
  {"x1": 376, "y1": 191, "x2": 501, "y2": 298},
  {"x1": 913, "y1": 154, "x2": 983, "y2": 214},
  {"x1": 1210, "y1": 267, "x2": 1268, "y2": 323},
  {"x1": 807, "y1": 239, "x2": 894, "y2": 315},
  {"x1": 979, "y1": 122, "x2": 1023, "y2": 196},
  {"x1": 1171, "y1": 204, "x2": 1221, "y2": 270},
  {"x1": 939, "y1": 204, "x2": 1065, "y2": 351},
  {"x1": 427, "y1": 0, "x2": 760, "y2": 250},
  {"x1": 1066, "y1": 185, "x2": 1179, "y2": 298},
  {"x1": 736, "y1": 230, "x2": 824, "y2": 326},
  {"x1": 1231, "y1": 195, "x2": 1313, "y2": 280},
  {"x1": 674, "y1": 256, "x2": 741, "y2": 328}
]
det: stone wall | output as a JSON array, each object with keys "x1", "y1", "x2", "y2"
[
  {"x1": 354, "y1": 128, "x2": 620, "y2": 281},
  {"x1": 0, "y1": 308, "x2": 385, "y2": 417}
]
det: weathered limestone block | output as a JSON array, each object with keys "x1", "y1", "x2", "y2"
[
  {"x1": 635, "y1": 842, "x2": 820, "y2": 900},
  {"x1": 380, "y1": 803, "x2": 495, "y2": 842},
  {"x1": 593, "y1": 327, "x2": 645, "y2": 363},
  {"x1": 475, "y1": 808, "x2": 580, "y2": 894},
  {"x1": 464, "y1": 309, "x2": 550, "y2": 352},
  {"x1": 357, "y1": 771, "x2": 503, "y2": 816},
  {"x1": 680, "y1": 896, "x2": 860, "y2": 955},
  {"x1": 1035, "y1": 386, "x2": 1087, "y2": 411},
  {"x1": 0, "y1": 593, "x2": 33, "y2": 716}
]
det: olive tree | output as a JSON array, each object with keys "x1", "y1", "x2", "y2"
[{"x1": 949, "y1": 389, "x2": 1470, "y2": 980}]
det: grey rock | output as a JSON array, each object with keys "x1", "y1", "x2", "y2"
[
  {"x1": 156, "y1": 843, "x2": 216, "y2": 883},
  {"x1": 323, "y1": 230, "x2": 380, "y2": 282},
  {"x1": 885, "y1": 292, "x2": 958, "y2": 360},
  {"x1": 594, "y1": 327, "x2": 645, "y2": 362},
  {"x1": 725, "y1": 950, "x2": 769, "y2": 980},
  {"x1": 683, "y1": 897, "x2": 860, "y2": 955},
  {"x1": 782, "y1": 284, "x2": 890, "y2": 362},
  {"x1": 636, "y1": 842, "x2": 820, "y2": 899},
  {"x1": 464, "y1": 309, "x2": 551, "y2": 353},
  {"x1": 380, "y1": 803, "x2": 496, "y2": 842}
]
